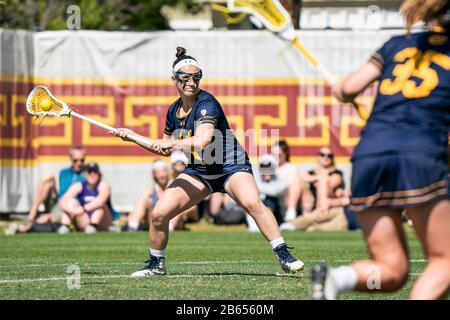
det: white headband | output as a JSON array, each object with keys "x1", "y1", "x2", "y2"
[{"x1": 173, "y1": 58, "x2": 201, "y2": 73}]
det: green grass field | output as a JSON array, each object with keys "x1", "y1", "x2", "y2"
[{"x1": 0, "y1": 228, "x2": 428, "y2": 300}]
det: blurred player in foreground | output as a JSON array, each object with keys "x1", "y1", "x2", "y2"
[
  {"x1": 112, "y1": 47, "x2": 304, "y2": 276},
  {"x1": 312, "y1": 0, "x2": 450, "y2": 300}
]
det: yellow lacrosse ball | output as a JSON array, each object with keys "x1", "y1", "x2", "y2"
[{"x1": 39, "y1": 98, "x2": 52, "y2": 111}]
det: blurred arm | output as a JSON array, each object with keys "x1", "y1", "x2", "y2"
[{"x1": 332, "y1": 61, "x2": 382, "y2": 102}]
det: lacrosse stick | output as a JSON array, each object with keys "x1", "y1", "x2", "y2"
[
  {"x1": 226, "y1": 0, "x2": 369, "y2": 120},
  {"x1": 26, "y1": 86, "x2": 156, "y2": 147}
]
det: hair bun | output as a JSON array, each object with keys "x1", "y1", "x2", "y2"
[{"x1": 176, "y1": 47, "x2": 187, "y2": 58}]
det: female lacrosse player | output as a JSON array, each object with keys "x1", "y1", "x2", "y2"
[
  {"x1": 112, "y1": 47, "x2": 304, "y2": 276},
  {"x1": 311, "y1": 0, "x2": 450, "y2": 300}
]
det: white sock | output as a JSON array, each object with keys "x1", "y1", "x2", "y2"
[
  {"x1": 150, "y1": 248, "x2": 166, "y2": 258},
  {"x1": 284, "y1": 208, "x2": 297, "y2": 221},
  {"x1": 269, "y1": 237, "x2": 285, "y2": 250},
  {"x1": 330, "y1": 266, "x2": 358, "y2": 294},
  {"x1": 128, "y1": 220, "x2": 139, "y2": 231}
]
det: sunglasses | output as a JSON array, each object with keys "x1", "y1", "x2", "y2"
[
  {"x1": 319, "y1": 152, "x2": 334, "y2": 159},
  {"x1": 72, "y1": 158, "x2": 85, "y2": 163},
  {"x1": 175, "y1": 70, "x2": 203, "y2": 83}
]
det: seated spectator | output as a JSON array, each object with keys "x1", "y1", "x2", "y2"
[
  {"x1": 171, "y1": 150, "x2": 189, "y2": 178},
  {"x1": 272, "y1": 140, "x2": 298, "y2": 212},
  {"x1": 126, "y1": 153, "x2": 198, "y2": 232},
  {"x1": 5, "y1": 145, "x2": 86, "y2": 235},
  {"x1": 58, "y1": 162, "x2": 113, "y2": 233},
  {"x1": 280, "y1": 170, "x2": 359, "y2": 232},
  {"x1": 169, "y1": 152, "x2": 200, "y2": 229},
  {"x1": 255, "y1": 154, "x2": 284, "y2": 222},
  {"x1": 284, "y1": 147, "x2": 344, "y2": 221},
  {"x1": 209, "y1": 193, "x2": 246, "y2": 225},
  {"x1": 247, "y1": 154, "x2": 284, "y2": 232}
]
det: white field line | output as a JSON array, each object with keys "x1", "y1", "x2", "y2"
[
  {"x1": 0, "y1": 273, "x2": 297, "y2": 283},
  {"x1": 330, "y1": 260, "x2": 426, "y2": 263},
  {"x1": 0, "y1": 273, "x2": 422, "y2": 284},
  {"x1": 0, "y1": 259, "x2": 427, "y2": 269},
  {"x1": 0, "y1": 260, "x2": 256, "y2": 269}
]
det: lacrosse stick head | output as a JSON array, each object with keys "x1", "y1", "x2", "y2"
[
  {"x1": 227, "y1": 0, "x2": 292, "y2": 33},
  {"x1": 26, "y1": 86, "x2": 71, "y2": 117}
]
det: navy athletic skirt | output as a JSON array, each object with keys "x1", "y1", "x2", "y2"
[
  {"x1": 350, "y1": 152, "x2": 449, "y2": 212},
  {"x1": 185, "y1": 165, "x2": 253, "y2": 194}
]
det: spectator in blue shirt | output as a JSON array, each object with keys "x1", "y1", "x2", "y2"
[
  {"x1": 58, "y1": 149, "x2": 86, "y2": 198},
  {"x1": 6, "y1": 146, "x2": 86, "y2": 234}
]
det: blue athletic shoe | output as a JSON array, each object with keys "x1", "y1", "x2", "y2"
[
  {"x1": 131, "y1": 255, "x2": 166, "y2": 277},
  {"x1": 273, "y1": 244, "x2": 304, "y2": 273},
  {"x1": 311, "y1": 263, "x2": 337, "y2": 300}
]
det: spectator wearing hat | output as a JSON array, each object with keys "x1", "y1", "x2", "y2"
[
  {"x1": 170, "y1": 150, "x2": 189, "y2": 178},
  {"x1": 271, "y1": 140, "x2": 298, "y2": 213},
  {"x1": 246, "y1": 154, "x2": 285, "y2": 232},
  {"x1": 168, "y1": 151, "x2": 199, "y2": 229},
  {"x1": 58, "y1": 162, "x2": 113, "y2": 234}
]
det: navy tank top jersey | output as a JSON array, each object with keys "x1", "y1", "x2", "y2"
[
  {"x1": 354, "y1": 29, "x2": 450, "y2": 159},
  {"x1": 164, "y1": 89, "x2": 252, "y2": 176}
]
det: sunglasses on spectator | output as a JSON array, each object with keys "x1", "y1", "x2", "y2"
[
  {"x1": 72, "y1": 158, "x2": 85, "y2": 163},
  {"x1": 319, "y1": 152, "x2": 333, "y2": 159}
]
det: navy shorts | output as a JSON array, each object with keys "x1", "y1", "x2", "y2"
[
  {"x1": 185, "y1": 166, "x2": 253, "y2": 193},
  {"x1": 350, "y1": 152, "x2": 449, "y2": 212},
  {"x1": 343, "y1": 207, "x2": 360, "y2": 230}
]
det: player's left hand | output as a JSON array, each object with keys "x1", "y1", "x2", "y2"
[{"x1": 153, "y1": 139, "x2": 174, "y2": 155}]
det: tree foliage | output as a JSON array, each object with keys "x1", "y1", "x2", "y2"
[{"x1": 0, "y1": 0, "x2": 195, "y2": 31}]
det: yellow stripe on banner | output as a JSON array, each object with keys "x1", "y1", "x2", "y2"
[
  {"x1": 0, "y1": 156, "x2": 163, "y2": 166},
  {"x1": 247, "y1": 156, "x2": 351, "y2": 165},
  {"x1": 0, "y1": 74, "x2": 328, "y2": 86},
  {"x1": 1, "y1": 156, "x2": 352, "y2": 167}
]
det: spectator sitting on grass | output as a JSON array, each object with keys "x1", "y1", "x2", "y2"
[
  {"x1": 247, "y1": 154, "x2": 285, "y2": 232},
  {"x1": 126, "y1": 153, "x2": 198, "y2": 232},
  {"x1": 58, "y1": 162, "x2": 114, "y2": 234},
  {"x1": 284, "y1": 147, "x2": 344, "y2": 221},
  {"x1": 272, "y1": 140, "x2": 298, "y2": 213},
  {"x1": 5, "y1": 145, "x2": 86, "y2": 235},
  {"x1": 209, "y1": 193, "x2": 246, "y2": 226},
  {"x1": 280, "y1": 169, "x2": 359, "y2": 232}
]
